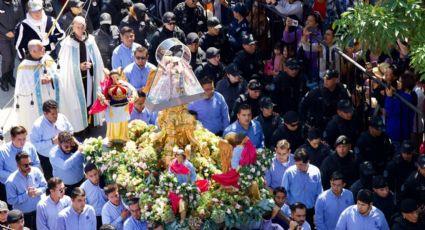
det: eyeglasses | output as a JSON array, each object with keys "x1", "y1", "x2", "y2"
[
  {"x1": 135, "y1": 56, "x2": 147, "y2": 60},
  {"x1": 57, "y1": 187, "x2": 67, "y2": 193},
  {"x1": 22, "y1": 162, "x2": 33, "y2": 168}
]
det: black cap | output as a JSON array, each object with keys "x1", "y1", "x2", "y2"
[
  {"x1": 401, "y1": 199, "x2": 417, "y2": 213},
  {"x1": 323, "y1": 69, "x2": 339, "y2": 80},
  {"x1": 134, "y1": 3, "x2": 147, "y2": 13},
  {"x1": 206, "y1": 47, "x2": 220, "y2": 59},
  {"x1": 186, "y1": 32, "x2": 199, "y2": 44},
  {"x1": 286, "y1": 58, "x2": 300, "y2": 69},
  {"x1": 248, "y1": 79, "x2": 261, "y2": 90},
  {"x1": 337, "y1": 99, "x2": 354, "y2": 113},
  {"x1": 242, "y1": 34, "x2": 257, "y2": 45},
  {"x1": 225, "y1": 64, "x2": 241, "y2": 76},
  {"x1": 369, "y1": 116, "x2": 385, "y2": 132},
  {"x1": 7, "y1": 209, "x2": 24, "y2": 223},
  {"x1": 372, "y1": 176, "x2": 388, "y2": 189},
  {"x1": 207, "y1": 17, "x2": 222, "y2": 29},
  {"x1": 417, "y1": 155, "x2": 425, "y2": 168},
  {"x1": 69, "y1": 0, "x2": 84, "y2": 8},
  {"x1": 360, "y1": 161, "x2": 376, "y2": 176},
  {"x1": 334, "y1": 135, "x2": 350, "y2": 147},
  {"x1": 260, "y1": 97, "x2": 275, "y2": 109},
  {"x1": 401, "y1": 140, "x2": 414, "y2": 154},
  {"x1": 162, "y1": 12, "x2": 176, "y2": 23},
  {"x1": 232, "y1": 2, "x2": 248, "y2": 17},
  {"x1": 99, "y1": 13, "x2": 112, "y2": 25},
  {"x1": 283, "y1": 111, "x2": 299, "y2": 124}
]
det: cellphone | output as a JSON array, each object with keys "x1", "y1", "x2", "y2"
[{"x1": 291, "y1": 19, "x2": 299, "y2": 27}]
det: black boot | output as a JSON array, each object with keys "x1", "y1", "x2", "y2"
[
  {"x1": 5, "y1": 71, "x2": 15, "y2": 88},
  {"x1": 0, "y1": 79, "x2": 9, "y2": 91}
]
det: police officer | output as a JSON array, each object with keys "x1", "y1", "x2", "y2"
[
  {"x1": 320, "y1": 135, "x2": 359, "y2": 189},
  {"x1": 120, "y1": 3, "x2": 157, "y2": 48},
  {"x1": 299, "y1": 69, "x2": 351, "y2": 131},
  {"x1": 298, "y1": 127, "x2": 331, "y2": 167},
  {"x1": 195, "y1": 47, "x2": 225, "y2": 84},
  {"x1": 254, "y1": 97, "x2": 283, "y2": 148},
  {"x1": 199, "y1": 17, "x2": 230, "y2": 63},
  {"x1": 173, "y1": 0, "x2": 207, "y2": 34},
  {"x1": 0, "y1": 0, "x2": 23, "y2": 91},
  {"x1": 231, "y1": 79, "x2": 262, "y2": 121},
  {"x1": 371, "y1": 176, "x2": 397, "y2": 223},
  {"x1": 59, "y1": 0, "x2": 94, "y2": 33},
  {"x1": 272, "y1": 58, "x2": 308, "y2": 115},
  {"x1": 392, "y1": 199, "x2": 425, "y2": 230},
  {"x1": 350, "y1": 161, "x2": 376, "y2": 200},
  {"x1": 227, "y1": 2, "x2": 249, "y2": 53},
  {"x1": 93, "y1": 13, "x2": 120, "y2": 69},
  {"x1": 323, "y1": 99, "x2": 361, "y2": 146},
  {"x1": 148, "y1": 12, "x2": 186, "y2": 65},
  {"x1": 355, "y1": 116, "x2": 394, "y2": 174},
  {"x1": 271, "y1": 111, "x2": 304, "y2": 150},
  {"x1": 216, "y1": 64, "x2": 247, "y2": 116},
  {"x1": 186, "y1": 32, "x2": 206, "y2": 70},
  {"x1": 384, "y1": 140, "x2": 418, "y2": 195},
  {"x1": 400, "y1": 155, "x2": 425, "y2": 207},
  {"x1": 232, "y1": 34, "x2": 264, "y2": 82}
]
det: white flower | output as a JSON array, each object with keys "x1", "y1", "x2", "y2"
[
  {"x1": 212, "y1": 198, "x2": 219, "y2": 203},
  {"x1": 112, "y1": 174, "x2": 117, "y2": 181},
  {"x1": 226, "y1": 209, "x2": 231, "y2": 214},
  {"x1": 189, "y1": 195, "x2": 194, "y2": 200},
  {"x1": 250, "y1": 168, "x2": 255, "y2": 173},
  {"x1": 235, "y1": 204, "x2": 241, "y2": 209},
  {"x1": 256, "y1": 171, "x2": 261, "y2": 176},
  {"x1": 262, "y1": 166, "x2": 267, "y2": 171},
  {"x1": 168, "y1": 182, "x2": 173, "y2": 187},
  {"x1": 247, "y1": 175, "x2": 253, "y2": 180}
]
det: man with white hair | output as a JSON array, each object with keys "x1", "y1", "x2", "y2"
[
  {"x1": 15, "y1": 0, "x2": 64, "y2": 60},
  {"x1": 12, "y1": 39, "x2": 60, "y2": 131},
  {"x1": 58, "y1": 16, "x2": 104, "y2": 134}
]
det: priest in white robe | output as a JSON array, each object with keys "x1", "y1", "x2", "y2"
[
  {"x1": 58, "y1": 16, "x2": 105, "y2": 132},
  {"x1": 13, "y1": 39, "x2": 60, "y2": 131}
]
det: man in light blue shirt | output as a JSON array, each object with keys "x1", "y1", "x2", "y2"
[
  {"x1": 123, "y1": 198, "x2": 148, "y2": 230},
  {"x1": 5, "y1": 152, "x2": 47, "y2": 229},
  {"x1": 123, "y1": 46, "x2": 156, "y2": 91},
  {"x1": 102, "y1": 184, "x2": 129, "y2": 230},
  {"x1": 56, "y1": 187, "x2": 97, "y2": 230},
  {"x1": 80, "y1": 164, "x2": 107, "y2": 228},
  {"x1": 49, "y1": 131, "x2": 84, "y2": 197},
  {"x1": 315, "y1": 171, "x2": 354, "y2": 230},
  {"x1": 188, "y1": 77, "x2": 230, "y2": 135},
  {"x1": 111, "y1": 26, "x2": 142, "y2": 69},
  {"x1": 129, "y1": 91, "x2": 157, "y2": 124},
  {"x1": 36, "y1": 177, "x2": 72, "y2": 230},
  {"x1": 335, "y1": 189, "x2": 389, "y2": 230},
  {"x1": 30, "y1": 100, "x2": 74, "y2": 181},
  {"x1": 265, "y1": 140, "x2": 295, "y2": 191},
  {"x1": 0, "y1": 126, "x2": 41, "y2": 185},
  {"x1": 289, "y1": 202, "x2": 312, "y2": 230},
  {"x1": 282, "y1": 148, "x2": 323, "y2": 227},
  {"x1": 223, "y1": 104, "x2": 264, "y2": 148}
]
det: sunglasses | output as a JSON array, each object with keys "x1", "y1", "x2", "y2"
[
  {"x1": 57, "y1": 187, "x2": 67, "y2": 193},
  {"x1": 22, "y1": 162, "x2": 33, "y2": 168},
  {"x1": 0, "y1": 210, "x2": 7, "y2": 214},
  {"x1": 135, "y1": 56, "x2": 147, "y2": 60}
]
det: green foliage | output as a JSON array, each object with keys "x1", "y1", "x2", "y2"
[{"x1": 333, "y1": 0, "x2": 425, "y2": 79}]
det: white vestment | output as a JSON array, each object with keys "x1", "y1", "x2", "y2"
[
  {"x1": 13, "y1": 54, "x2": 60, "y2": 131},
  {"x1": 58, "y1": 34, "x2": 104, "y2": 132}
]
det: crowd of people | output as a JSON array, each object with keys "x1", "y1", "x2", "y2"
[{"x1": 0, "y1": 0, "x2": 424, "y2": 229}]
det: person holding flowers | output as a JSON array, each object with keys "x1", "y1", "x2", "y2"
[{"x1": 168, "y1": 147, "x2": 197, "y2": 185}]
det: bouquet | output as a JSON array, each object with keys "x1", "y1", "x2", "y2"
[{"x1": 176, "y1": 183, "x2": 201, "y2": 209}]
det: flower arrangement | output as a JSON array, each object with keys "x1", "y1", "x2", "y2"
[
  {"x1": 159, "y1": 173, "x2": 179, "y2": 196},
  {"x1": 176, "y1": 183, "x2": 201, "y2": 209}
]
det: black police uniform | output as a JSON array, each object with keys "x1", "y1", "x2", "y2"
[
  {"x1": 299, "y1": 83, "x2": 351, "y2": 131},
  {"x1": 199, "y1": 32, "x2": 230, "y2": 63},
  {"x1": 372, "y1": 192, "x2": 397, "y2": 224},
  {"x1": 232, "y1": 49, "x2": 264, "y2": 82},
  {"x1": 120, "y1": 15, "x2": 157, "y2": 48},
  {"x1": 271, "y1": 125, "x2": 304, "y2": 150},
  {"x1": 195, "y1": 61, "x2": 226, "y2": 84},
  {"x1": 93, "y1": 25, "x2": 120, "y2": 69},
  {"x1": 254, "y1": 113, "x2": 283, "y2": 149},
  {"x1": 272, "y1": 71, "x2": 308, "y2": 115},
  {"x1": 400, "y1": 171, "x2": 425, "y2": 206},
  {"x1": 148, "y1": 27, "x2": 186, "y2": 65},
  {"x1": 231, "y1": 93, "x2": 262, "y2": 121},
  {"x1": 298, "y1": 142, "x2": 331, "y2": 168},
  {"x1": 323, "y1": 114, "x2": 361, "y2": 147},
  {"x1": 173, "y1": 2, "x2": 207, "y2": 34},
  {"x1": 350, "y1": 175, "x2": 374, "y2": 200},
  {"x1": 355, "y1": 131, "x2": 394, "y2": 174},
  {"x1": 216, "y1": 78, "x2": 247, "y2": 116},
  {"x1": 189, "y1": 47, "x2": 206, "y2": 71},
  {"x1": 384, "y1": 154, "x2": 418, "y2": 194},
  {"x1": 320, "y1": 150, "x2": 359, "y2": 189},
  {"x1": 101, "y1": 0, "x2": 130, "y2": 26},
  {"x1": 59, "y1": 10, "x2": 94, "y2": 33},
  {"x1": 392, "y1": 215, "x2": 425, "y2": 230},
  {"x1": 227, "y1": 18, "x2": 249, "y2": 52}
]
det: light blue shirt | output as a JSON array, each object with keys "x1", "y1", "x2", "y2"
[
  {"x1": 123, "y1": 216, "x2": 148, "y2": 230},
  {"x1": 112, "y1": 43, "x2": 142, "y2": 69},
  {"x1": 265, "y1": 155, "x2": 295, "y2": 189},
  {"x1": 5, "y1": 167, "x2": 47, "y2": 213},
  {"x1": 230, "y1": 146, "x2": 243, "y2": 169},
  {"x1": 129, "y1": 107, "x2": 158, "y2": 125},
  {"x1": 102, "y1": 200, "x2": 128, "y2": 230},
  {"x1": 169, "y1": 160, "x2": 197, "y2": 185},
  {"x1": 223, "y1": 120, "x2": 264, "y2": 148},
  {"x1": 0, "y1": 142, "x2": 41, "y2": 184},
  {"x1": 188, "y1": 91, "x2": 230, "y2": 134},
  {"x1": 282, "y1": 164, "x2": 323, "y2": 209},
  {"x1": 30, "y1": 114, "x2": 74, "y2": 157},
  {"x1": 36, "y1": 195, "x2": 72, "y2": 230},
  {"x1": 335, "y1": 205, "x2": 389, "y2": 230},
  {"x1": 80, "y1": 179, "x2": 107, "y2": 216},
  {"x1": 56, "y1": 205, "x2": 97, "y2": 230},
  {"x1": 123, "y1": 62, "x2": 156, "y2": 91},
  {"x1": 49, "y1": 146, "x2": 84, "y2": 185},
  {"x1": 315, "y1": 189, "x2": 354, "y2": 230}
]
